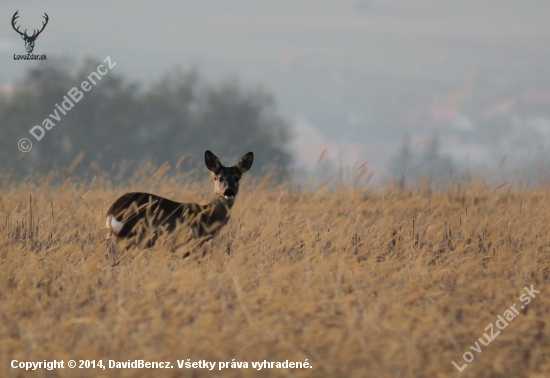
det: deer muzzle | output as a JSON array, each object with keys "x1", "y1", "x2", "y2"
[{"x1": 224, "y1": 188, "x2": 236, "y2": 199}]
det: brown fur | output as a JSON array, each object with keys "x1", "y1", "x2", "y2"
[{"x1": 106, "y1": 150, "x2": 253, "y2": 248}]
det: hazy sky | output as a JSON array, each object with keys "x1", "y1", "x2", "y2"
[{"x1": 2, "y1": 1, "x2": 550, "y2": 178}]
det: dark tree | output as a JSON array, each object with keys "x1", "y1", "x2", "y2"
[{"x1": 0, "y1": 58, "x2": 290, "y2": 179}]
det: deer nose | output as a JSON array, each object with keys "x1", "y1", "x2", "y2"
[{"x1": 224, "y1": 188, "x2": 236, "y2": 198}]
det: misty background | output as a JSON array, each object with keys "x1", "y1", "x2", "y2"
[{"x1": 1, "y1": 1, "x2": 550, "y2": 185}]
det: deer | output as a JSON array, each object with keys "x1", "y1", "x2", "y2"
[
  {"x1": 105, "y1": 150, "x2": 254, "y2": 249},
  {"x1": 11, "y1": 11, "x2": 49, "y2": 54}
]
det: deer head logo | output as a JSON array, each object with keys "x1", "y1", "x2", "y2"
[{"x1": 11, "y1": 11, "x2": 49, "y2": 54}]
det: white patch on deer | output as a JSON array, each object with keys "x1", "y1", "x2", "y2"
[{"x1": 106, "y1": 215, "x2": 124, "y2": 234}]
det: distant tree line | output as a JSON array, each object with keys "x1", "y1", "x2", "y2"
[
  {"x1": 0, "y1": 57, "x2": 290, "y2": 178},
  {"x1": 388, "y1": 132, "x2": 455, "y2": 187}
]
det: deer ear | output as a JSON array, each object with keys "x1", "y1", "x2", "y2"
[
  {"x1": 237, "y1": 152, "x2": 254, "y2": 173},
  {"x1": 205, "y1": 150, "x2": 222, "y2": 173}
]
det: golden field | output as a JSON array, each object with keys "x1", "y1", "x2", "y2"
[{"x1": 1, "y1": 169, "x2": 549, "y2": 378}]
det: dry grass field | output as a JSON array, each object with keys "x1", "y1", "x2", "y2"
[{"x1": 1, "y1": 168, "x2": 549, "y2": 378}]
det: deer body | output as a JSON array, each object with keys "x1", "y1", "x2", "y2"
[{"x1": 106, "y1": 150, "x2": 253, "y2": 248}]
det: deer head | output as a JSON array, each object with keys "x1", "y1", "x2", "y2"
[
  {"x1": 205, "y1": 150, "x2": 254, "y2": 203},
  {"x1": 12, "y1": 11, "x2": 49, "y2": 54}
]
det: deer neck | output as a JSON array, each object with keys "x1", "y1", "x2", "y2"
[{"x1": 208, "y1": 196, "x2": 235, "y2": 214}]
